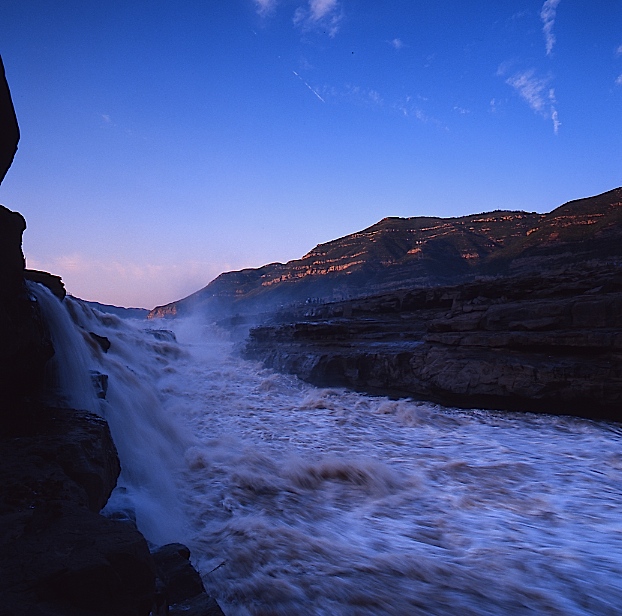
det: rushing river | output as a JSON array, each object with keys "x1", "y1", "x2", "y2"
[{"x1": 35, "y1": 286, "x2": 622, "y2": 615}]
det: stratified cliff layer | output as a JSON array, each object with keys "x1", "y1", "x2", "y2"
[
  {"x1": 150, "y1": 187, "x2": 622, "y2": 320},
  {"x1": 244, "y1": 263, "x2": 622, "y2": 421}
]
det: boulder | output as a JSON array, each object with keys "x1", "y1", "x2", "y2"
[
  {"x1": 0, "y1": 407, "x2": 157, "y2": 615},
  {"x1": 151, "y1": 543, "x2": 225, "y2": 616}
]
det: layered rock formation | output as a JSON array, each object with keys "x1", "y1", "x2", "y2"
[
  {"x1": 146, "y1": 181, "x2": 622, "y2": 420},
  {"x1": 150, "y1": 187, "x2": 622, "y2": 320},
  {"x1": 244, "y1": 263, "x2": 622, "y2": 421}
]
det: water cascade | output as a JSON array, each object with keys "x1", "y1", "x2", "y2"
[
  {"x1": 31, "y1": 281, "x2": 622, "y2": 615},
  {"x1": 31, "y1": 282, "x2": 191, "y2": 545}
]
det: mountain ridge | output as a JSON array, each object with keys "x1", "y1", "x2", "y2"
[{"x1": 149, "y1": 187, "x2": 622, "y2": 320}]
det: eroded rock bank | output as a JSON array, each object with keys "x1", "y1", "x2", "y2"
[{"x1": 244, "y1": 264, "x2": 622, "y2": 421}]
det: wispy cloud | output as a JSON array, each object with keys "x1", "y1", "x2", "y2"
[
  {"x1": 309, "y1": 0, "x2": 337, "y2": 21},
  {"x1": 293, "y1": 0, "x2": 342, "y2": 37},
  {"x1": 548, "y1": 89, "x2": 561, "y2": 134},
  {"x1": 505, "y1": 69, "x2": 549, "y2": 113},
  {"x1": 25, "y1": 252, "x2": 221, "y2": 309},
  {"x1": 342, "y1": 83, "x2": 383, "y2": 107},
  {"x1": 616, "y1": 44, "x2": 622, "y2": 57},
  {"x1": 254, "y1": 0, "x2": 278, "y2": 16},
  {"x1": 394, "y1": 96, "x2": 446, "y2": 129},
  {"x1": 502, "y1": 67, "x2": 561, "y2": 134},
  {"x1": 540, "y1": 0, "x2": 561, "y2": 55},
  {"x1": 616, "y1": 75, "x2": 622, "y2": 86},
  {"x1": 389, "y1": 38, "x2": 404, "y2": 50}
]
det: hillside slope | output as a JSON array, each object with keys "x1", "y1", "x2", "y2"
[{"x1": 149, "y1": 187, "x2": 622, "y2": 320}]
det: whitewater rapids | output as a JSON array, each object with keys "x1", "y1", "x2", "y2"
[{"x1": 35, "y1": 286, "x2": 622, "y2": 615}]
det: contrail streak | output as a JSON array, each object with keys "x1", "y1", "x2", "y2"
[{"x1": 292, "y1": 71, "x2": 325, "y2": 103}]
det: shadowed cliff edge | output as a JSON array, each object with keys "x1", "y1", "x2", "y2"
[
  {"x1": 239, "y1": 189, "x2": 622, "y2": 421},
  {"x1": 0, "y1": 56, "x2": 224, "y2": 616}
]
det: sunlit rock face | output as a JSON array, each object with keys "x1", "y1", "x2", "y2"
[{"x1": 150, "y1": 187, "x2": 622, "y2": 320}]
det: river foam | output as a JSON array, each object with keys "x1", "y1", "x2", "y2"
[{"x1": 36, "y1": 289, "x2": 622, "y2": 615}]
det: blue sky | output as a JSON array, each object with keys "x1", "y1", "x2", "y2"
[{"x1": 0, "y1": 0, "x2": 620, "y2": 308}]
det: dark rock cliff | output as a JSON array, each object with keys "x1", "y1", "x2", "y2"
[
  {"x1": 244, "y1": 263, "x2": 622, "y2": 421},
  {"x1": 0, "y1": 56, "x2": 224, "y2": 616}
]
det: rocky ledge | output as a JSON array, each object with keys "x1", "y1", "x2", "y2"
[
  {"x1": 0, "y1": 404, "x2": 225, "y2": 616},
  {"x1": 244, "y1": 263, "x2": 622, "y2": 421}
]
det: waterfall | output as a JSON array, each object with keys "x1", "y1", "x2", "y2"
[
  {"x1": 30, "y1": 282, "x2": 191, "y2": 545},
  {"x1": 30, "y1": 281, "x2": 622, "y2": 615}
]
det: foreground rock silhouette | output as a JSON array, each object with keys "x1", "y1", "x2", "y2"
[{"x1": 0, "y1": 56, "x2": 224, "y2": 616}]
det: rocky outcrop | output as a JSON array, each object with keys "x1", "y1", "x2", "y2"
[
  {"x1": 244, "y1": 264, "x2": 622, "y2": 421},
  {"x1": 0, "y1": 56, "x2": 19, "y2": 184},
  {"x1": 150, "y1": 187, "x2": 622, "y2": 320},
  {"x1": 152, "y1": 543, "x2": 225, "y2": 616},
  {"x1": 0, "y1": 213, "x2": 54, "y2": 425},
  {"x1": 0, "y1": 55, "x2": 225, "y2": 616},
  {"x1": 0, "y1": 407, "x2": 156, "y2": 616},
  {"x1": 25, "y1": 269, "x2": 66, "y2": 300}
]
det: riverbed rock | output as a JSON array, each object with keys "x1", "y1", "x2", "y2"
[
  {"x1": 245, "y1": 264, "x2": 622, "y2": 421},
  {"x1": 0, "y1": 406, "x2": 156, "y2": 616},
  {"x1": 152, "y1": 543, "x2": 225, "y2": 616}
]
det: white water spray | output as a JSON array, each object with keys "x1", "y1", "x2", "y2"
[
  {"x1": 31, "y1": 282, "x2": 622, "y2": 614},
  {"x1": 31, "y1": 282, "x2": 191, "y2": 545}
]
